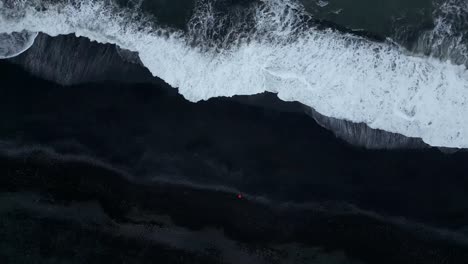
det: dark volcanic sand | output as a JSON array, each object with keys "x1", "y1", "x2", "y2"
[{"x1": 1, "y1": 60, "x2": 468, "y2": 263}]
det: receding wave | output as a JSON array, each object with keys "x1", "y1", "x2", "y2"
[
  {"x1": 1, "y1": 0, "x2": 468, "y2": 148},
  {"x1": 0, "y1": 30, "x2": 37, "y2": 59}
]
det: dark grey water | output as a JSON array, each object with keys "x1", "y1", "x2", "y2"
[
  {"x1": 128, "y1": 0, "x2": 464, "y2": 55},
  {"x1": 128, "y1": 0, "x2": 434, "y2": 36},
  {"x1": 303, "y1": 0, "x2": 433, "y2": 36}
]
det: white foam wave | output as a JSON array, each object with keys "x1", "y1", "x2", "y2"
[
  {"x1": 414, "y1": 0, "x2": 468, "y2": 66},
  {"x1": 1, "y1": 0, "x2": 468, "y2": 148},
  {"x1": 0, "y1": 30, "x2": 38, "y2": 59}
]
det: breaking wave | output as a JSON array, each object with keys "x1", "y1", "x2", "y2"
[
  {"x1": 1, "y1": 0, "x2": 468, "y2": 148},
  {"x1": 413, "y1": 0, "x2": 468, "y2": 66}
]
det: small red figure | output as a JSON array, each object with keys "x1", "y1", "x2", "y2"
[{"x1": 237, "y1": 193, "x2": 243, "y2": 199}]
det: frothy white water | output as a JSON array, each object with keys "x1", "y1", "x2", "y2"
[
  {"x1": 0, "y1": 30, "x2": 37, "y2": 59},
  {"x1": 1, "y1": 0, "x2": 468, "y2": 148},
  {"x1": 414, "y1": 0, "x2": 468, "y2": 66}
]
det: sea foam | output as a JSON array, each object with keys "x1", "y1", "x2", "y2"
[{"x1": 0, "y1": 30, "x2": 37, "y2": 58}]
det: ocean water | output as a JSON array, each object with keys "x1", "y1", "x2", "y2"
[{"x1": 1, "y1": 0, "x2": 468, "y2": 147}]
